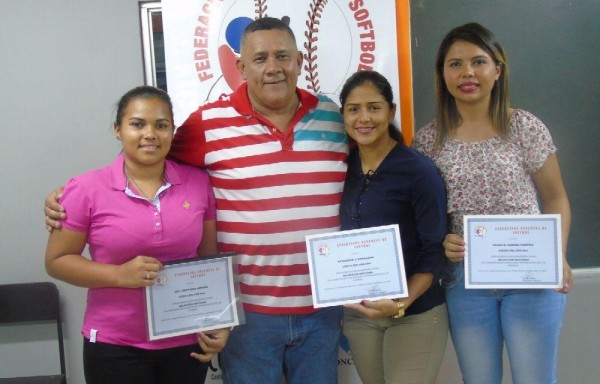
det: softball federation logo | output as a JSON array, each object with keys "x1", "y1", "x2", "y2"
[
  {"x1": 475, "y1": 226, "x2": 488, "y2": 238},
  {"x1": 192, "y1": 0, "x2": 382, "y2": 101},
  {"x1": 317, "y1": 243, "x2": 330, "y2": 256}
]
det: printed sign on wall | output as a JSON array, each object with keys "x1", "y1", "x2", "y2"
[{"x1": 162, "y1": 0, "x2": 412, "y2": 139}]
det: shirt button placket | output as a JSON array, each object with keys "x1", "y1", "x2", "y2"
[{"x1": 153, "y1": 208, "x2": 162, "y2": 241}]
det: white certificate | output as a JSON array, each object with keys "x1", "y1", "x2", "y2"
[
  {"x1": 464, "y1": 215, "x2": 563, "y2": 289},
  {"x1": 305, "y1": 224, "x2": 408, "y2": 308},
  {"x1": 146, "y1": 254, "x2": 240, "y2": 340}
]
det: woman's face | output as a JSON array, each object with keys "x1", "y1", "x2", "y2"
[
  {"x1": 342, "y1": 82, "x2": 395, "y2": 149},
  {"x1": 443, "y1": 40, "x2": 500, "y2": 107},
  {"x1": 114, "y1": 97, "x2": 173, "y2": 169}
]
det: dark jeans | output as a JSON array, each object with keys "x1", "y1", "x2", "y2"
[{"x1": 83, "y1": 338, "x2": 209, "y2": 384}]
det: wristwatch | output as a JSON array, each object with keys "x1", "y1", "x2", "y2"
[{"x1": 391, "y1": 299, "x2": 405, "y2": 319}]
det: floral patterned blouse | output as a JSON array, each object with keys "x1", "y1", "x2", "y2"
[{"x1": 412, "y1": 109, "x2": 556, "y2": 236}]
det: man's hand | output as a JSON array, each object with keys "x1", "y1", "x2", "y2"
[
  {"x1": 191, "y1": 327, "x2": 232, "y2": 363},
  {"x1": 44, "y1": 186, "x2": 65, "y2": 232}
]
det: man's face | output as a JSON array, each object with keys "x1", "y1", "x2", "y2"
[{"x1": 237, "y1": 29, "x2": 303, "y2": 113}]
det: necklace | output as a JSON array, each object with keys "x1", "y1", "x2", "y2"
[{"x1": 124, "y1": 167, "x2": 165, "y2": 202}]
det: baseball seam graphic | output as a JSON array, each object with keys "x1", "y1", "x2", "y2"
[
  {"x1": 303, "y1": 0, "x2": 328, "y2": 94},
  {"x1": 254, "y1": 0, "x2": 267, "y2": 19}
]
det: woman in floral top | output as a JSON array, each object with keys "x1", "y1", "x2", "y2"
[{"x1": 412, "y1": 23, "x2": 572, "y2": 384}]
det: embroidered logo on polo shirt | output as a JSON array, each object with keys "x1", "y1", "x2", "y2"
[{"x1": 183, "y1": 201, "x2": 191, "y2": 209}]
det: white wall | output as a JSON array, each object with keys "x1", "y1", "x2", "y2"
[
  {"x1": 1, "y1": 2, "x2": 598, "y2": 384},
  {"x1": 0, "y1": 1, "x2": 143, "y2": 382}
]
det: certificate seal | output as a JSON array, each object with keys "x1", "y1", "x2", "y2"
[
  {"x1": 317, "y1": 244, "x2": 329, "y2": 256},
  {"x1": 475, "y1": 226, "x2": 487, "y2": 238},
  {"x1": 155, "y1": 275, "x2": 168, "y2": 287}
]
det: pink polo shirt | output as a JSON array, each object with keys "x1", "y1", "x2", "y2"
[{"x1": 60, "y1": 154, "x2": 216, "y2": 349}]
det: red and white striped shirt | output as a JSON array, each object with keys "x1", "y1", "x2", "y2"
[{"x1": 170, "y1": 83, "x2": 348, "y2": 314}]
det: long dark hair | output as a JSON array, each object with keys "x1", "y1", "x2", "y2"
[
  {"x1": 434, "y1": 22, "x2": 510, "y2": 149},
  {"x1": 339, "y1": 70, "x2": 404, "y2": 143}
]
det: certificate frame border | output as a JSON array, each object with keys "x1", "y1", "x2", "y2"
[
  {"x1": 305, "y1": 224, "x2": 408, "y2": 308},
  {"x1": 464, "y1": 214, "x2": 563, "y2": 289},
  {"x1": 146, "y1": 253, "x2": 239, "y2": 340}
]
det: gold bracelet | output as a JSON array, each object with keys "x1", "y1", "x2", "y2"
[{"x1": 391, "y1": 299, "x2": 405, "y2": 319}]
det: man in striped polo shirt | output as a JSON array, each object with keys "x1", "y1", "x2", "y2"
[{"x1": 169, "y1": 17, "x2": 348, "y2": 384}]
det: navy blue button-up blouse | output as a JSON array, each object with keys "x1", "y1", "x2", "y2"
[{"x1": 340, "y1": 143, "x2": 448, "y2": 315}]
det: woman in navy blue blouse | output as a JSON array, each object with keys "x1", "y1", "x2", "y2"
[{"x1": 340, "y1": 70, "x2": 448, "y2": 384}]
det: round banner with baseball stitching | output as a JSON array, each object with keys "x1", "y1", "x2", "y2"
[{"x1": 162, "y1": 0, "x2": 406, "y2": 131}]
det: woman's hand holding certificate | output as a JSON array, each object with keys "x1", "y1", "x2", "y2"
[
  {"x1": 146, "y1": 254, "x2": 240, "y2": 340},
  {"x1": 305, "y1": 224, "x2": 409, "y2": 308}
]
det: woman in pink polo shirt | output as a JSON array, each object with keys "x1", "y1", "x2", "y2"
[{"x1": 45, "y1": 86, "x2": 229, "y2": 384}]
